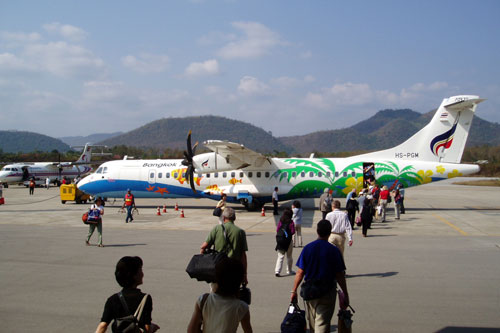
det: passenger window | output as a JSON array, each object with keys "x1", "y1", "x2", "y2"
[
  {"x1": 326, "y1": 172, "x2": 331, "y2": 177},
  {"x1": 248, "y1": 172, "x2": 253, "y2": 178},
  {"x1": 206, "y1": 173, "x2": 210, "y2": 178},
  {"x1": 318, "y1": 172, "x2": 323, "y2": 177},
  {"x1": 214, "y1": 173, "x2": 219, "y2": 178},
  {"x1": 309, "y1": 172, "x2": 314, "y2": 177},
  {"x1": 256, "y1": 172, "x2": 261, "y2": 178},
  {"x1": 239, "y1": 172, "x2": 244, "y2": 178},
  {"x1": 150, "y1": 172, "x2": 155, "y2": 178},
  {"x1": 223, "y1": 172, "x2": 227, "y2": 178},
  {"x1": 182, "y1": 172, "x2": 186, "y2": 178},
  {"x1": 292, "y1": 172, "x2": 297, "y2": 178},
  {"x1": 231, "y1": 172, "x2": 236, "y2": 178},
  {"x1": 335, "y1": 172, "x2": 339, "y2": 177},
  {"x1": 158, "y1": 173, "x2": 162, "y2": 178},
  {"x1": 301, "y1": 172, "x2": 305, "y2": 178},
  {"x1": 174, "y1": 173, "x2": 178, "y2": 179},
  {"x1": 351, "y1": 171, "x2": 355, "y2": 177},
  {"x1": 265, "y1": 172, "x2": 270, "y2": 177},
  {"x1": 166, "y1": 173, "x2": 170, "y2": 178},
  {"x1": 343, "y1": 172, "x2": 347, "y2": 177}
]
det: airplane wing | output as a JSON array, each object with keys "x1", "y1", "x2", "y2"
[{"x1": 204, "y1": 140, "x2": 272, "y2": 169}]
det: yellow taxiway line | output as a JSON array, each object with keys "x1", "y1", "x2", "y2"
[{"x1": 432, "y1": 214, "x2": 468, "y2": 236}]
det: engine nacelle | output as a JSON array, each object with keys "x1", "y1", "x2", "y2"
[{"x1": 193, "y1": 152, "x2": 246, "y2": 173}]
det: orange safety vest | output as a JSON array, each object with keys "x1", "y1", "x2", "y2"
[{"x1": 125, "y1": 193, "x2": 134, "y2": 206}]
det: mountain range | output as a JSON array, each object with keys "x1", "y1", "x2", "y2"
[{"x1": 1, "y1": 108, "x2": 499, "y2": 155}]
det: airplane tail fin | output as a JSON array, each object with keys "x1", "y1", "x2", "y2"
[
  {"x1": 75, "y1": 143, "x2": 92, "y2": 164},
  {"x1": 358, "y1": 95, "x2": 484, "y2": 163}
]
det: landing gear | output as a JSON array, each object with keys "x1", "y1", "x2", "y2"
[{"x1": 241, "y1": 198, "x2": 263, "y2": 212}]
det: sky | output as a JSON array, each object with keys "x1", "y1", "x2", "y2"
[{"x1": 1, "y1": 0, "x2": 499, "y2": 138}]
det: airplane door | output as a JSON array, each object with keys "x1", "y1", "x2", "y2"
[
  {"x1": 363, "y1": 162, "x2": 375, "y2": 188},
  {"x1": 148, "y1": 169, "x2": 156, "y2": 184}
]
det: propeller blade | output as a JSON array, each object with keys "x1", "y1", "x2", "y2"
[
  {"x1": 188, "y1": 166, "x2": 196, "y2": 192},
  {"x1": 187, "y1": 130, "x2": 193, "y2": 157}
]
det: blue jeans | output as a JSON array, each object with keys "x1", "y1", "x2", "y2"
[{"x1": 126, "y1": 205, "x2": 134, "y2": 222}]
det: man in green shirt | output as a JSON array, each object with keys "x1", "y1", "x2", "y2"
[{"x1": 200, "y1": 207, "x2": 248, "y2": 284}]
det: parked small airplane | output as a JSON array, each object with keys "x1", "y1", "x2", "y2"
[
  {"x1": 78, "y1": 95, "x2": 484, "y2": 210},
  {"x1": 0, "y1": 143, "x2": 95, "y2": 187}
]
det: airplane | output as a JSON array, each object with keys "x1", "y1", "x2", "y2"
[
  {"x1": 0, "y1": 143, "x2": 95, "y2": 187},
  {"x1": 77, "y1": 95, "x2": 484, "y2": 210}
]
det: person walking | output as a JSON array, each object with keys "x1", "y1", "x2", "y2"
[
  {"x1": 325, "y1": 200, "x2": 353, "y2": 257},
  {"x1": 290, "y1": 219, "x2": 350, "y2": 333},
  {"x1": 45, "y1": 177, "x2": 50, "y2": 189},
  {"x1": 86, "y1": 197, "x2": 104, "y2": 247},
  {"x1": 378, "y1": 185, "x2": 390, "y2": 222},
  {"x1": 392, "y1": 188, "x2": 402, "y2": 220},
  {"x1": 29, "y1": 178, "x2": 35, "y2": 195},
  {"x1": 200, "y1": 207, "x2": 248, "y2": 285},
  {"x1": 292, "y1": 200, "x2": 303, "y2": 247},
  {"x1": 345, "y1": 192, "x2": 359, "y2": 229},
  {"x1": 122, "y1": 189, "x2": 136, "y2": 223},
  {"x1": 318, "y1": 188, "x2": 332, "y2": 220},
  {"x1": 215, "y1": 193, "x2": 227, "y2": 224},
  {"x1": 95, "y1": 256, "x2": 159, "y2": 333},
  {"x1": 398, "y1": 184, "x2": 406, "y2": 214},
  {"x1": 272, "y1": 187, "x2": 279, "y2": 215},
  {"x1": 360, "y1": 197, "x2": 374, "y2": 237},
  {"x1": 275, "y1": 208, "x2": 295, "y2": 277}
]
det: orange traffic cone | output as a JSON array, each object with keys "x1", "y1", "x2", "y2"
[
  {"x1": 175, "y1": 202, "x2": 179, "y2": 211},
  {"x1": 156, "y1": 207, "x2": 161, "y2": 216},
  {"x1": 180, "y1": 208, "x2": 185, "y2": 218},
  {"x1": 261, "y1": 207, "x2": 265, "y2": 217},
  {"x1": 162, "y1": 204, "x2": 167, "y2": 213}
]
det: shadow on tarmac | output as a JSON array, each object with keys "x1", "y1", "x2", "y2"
[
  {"x1": 100, "y1": 243, "x2": 147, "y2": 247},
  {"x1": 436, "y1": 327, "x2": 500, "y2": 333},
  {"x1": 347, "y1": 271, "x2": 398, "y2": 278}
]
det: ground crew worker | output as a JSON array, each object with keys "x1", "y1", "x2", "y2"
[{"x1": 122, "y1": 189, "x2": 136, "y2": 223}]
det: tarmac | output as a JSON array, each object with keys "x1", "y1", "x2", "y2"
[{"x1": 0, "y1": 178, "x2": 499, "y2": 332}]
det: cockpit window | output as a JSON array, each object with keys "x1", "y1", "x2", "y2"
[
  {"x1": 103, "y1": 167, "x2": 108, "y2": 174},
  {"x1": 96, "y1": 167, "x2": 103, "y2": 174}
]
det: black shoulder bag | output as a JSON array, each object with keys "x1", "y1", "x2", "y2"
[{"x1": 186, "y1": 224, "x2": 230, "y2": 283}]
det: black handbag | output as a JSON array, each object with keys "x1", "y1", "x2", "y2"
[
  {"x1": 281, "y1": 302, "x2": 306, "y2": 333},
  {"x1": 213, "y1": 207, "x2": 222, "y2": 217},
  {"x1": 186, "y1": 225, "x2": 229, "y2": 283},
  {"x1": 239, "y1": 284, "x2": 251, "y2": 305},
  {"x1": 186, "y1": 249, "x2": 227, "y2": 282}
]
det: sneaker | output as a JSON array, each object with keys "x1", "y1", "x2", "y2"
[
  {"x1": 98, "y1": 244, "x2": 104, "y2": 247},
  {"x1": 275, "y1": 273, "x2": 280, "y2": 277},
  {"x1": 85, "y1": 240, "x2": 90, "y2": 246},
  {"x1": 287, "y1": 271, "x2": 296, "y2": 276}
]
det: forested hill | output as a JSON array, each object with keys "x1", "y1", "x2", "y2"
[
  {"x1": 279, "y1": 109, "x2": 500, "y2": 154},
  {"x1": 0, "y1": 131, "x2": 71, "y2": 153},
  {"x1": 59, "y1": 132, "x2": 123, "y2": 146},
  {"x1": 98, "y1": 115, "x2": 293, "y2": 154}
]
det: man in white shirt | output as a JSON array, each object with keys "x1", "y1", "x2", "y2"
[
  {"x1": 272, "y1": 187, "x2": 279, "y2": 215},
  {"x1": 325, "y1": 200, "x2": 353, "y2": 256}
]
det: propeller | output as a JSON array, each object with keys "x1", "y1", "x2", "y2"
[{"x1": 181, "y1": 130, "x2": 198, "y2": 192}]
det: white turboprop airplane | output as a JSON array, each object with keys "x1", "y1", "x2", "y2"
[
  {"x1": 78, "y1": 95, "x2": 484, "y2": 210},
  {"x1": 0, "y1": 143, "x2": 94, "y2": 187}
]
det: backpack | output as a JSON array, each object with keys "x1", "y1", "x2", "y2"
[
  {"x1": 86, "y1": 206, "x2": 101, "y2": 223},
  {"x1": 276, "y1": 224, "x2": 292, "y2": 251},
  {"x1": 113, "y1": 292, "x2": 148, "y2": 333},
  {"x1": 324, "y1": 195, "x2": 332, "y2": 208}
]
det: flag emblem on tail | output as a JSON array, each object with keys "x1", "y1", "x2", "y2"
[{"x1": 430, "y1": 123, "x2": 457, "y2": 156}]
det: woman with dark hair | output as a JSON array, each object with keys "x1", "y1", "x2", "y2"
[
  {"x1": 274, "y1": 207, "x2": 295, "y2": 277},
  {"x1": 95, "y1": 256, "x2": 159, "y2": 333},
  {"x1": 292, "y1": 200, "x2": 303, "y2": 247},
  {"x1": 187, "y1": 258, "x2": 252, "y2": 333},
  {"x1": 86, "y1": 197, "x2": 104, "y2": 247},
  {"x1": 215, "y1": 193, "x2": 227, "y2": 224}
]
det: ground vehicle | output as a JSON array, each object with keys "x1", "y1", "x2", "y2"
[{"x1": 60, "y1": 184, "x2": 91, "y2": 204}]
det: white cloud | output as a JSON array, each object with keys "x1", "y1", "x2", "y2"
[
  {"x1": 0, "y1": 53, "x2": 37, "y2": 72},
  {"x1": 23, "y1": 41, "x2": 105, "y2": 78},
  {"x1": 184, "y1": 59, "x2": 219, "y2": 77},
  {"x1": 121, "y1": 53, "x2": 170, "y2": 74},
  {"x1": 271, "y1": 76, "x2": 301, "y2": 88},
  {"x1": 237, "y1": 76, "x2": 270, "y2": 96},
  {"x1": 0, "y1": 31, "x2": 41, "y2": 43},
  {"x1": 43, "y1": 22, "x2": 88, "y2": 41},
  {"x1": 217, "y1": 21, "x2": 284, "y2": 59}
]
